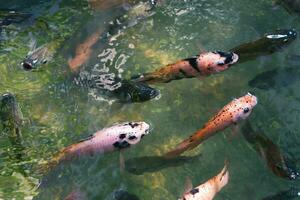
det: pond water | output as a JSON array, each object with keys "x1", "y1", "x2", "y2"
[{"x1": 1, "y1": 0, "x2": 300, "y2": 199}]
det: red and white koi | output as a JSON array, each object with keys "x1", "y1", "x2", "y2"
[
  {"x1": 179, "y1": 163, "x2": 229, "y2": 200},
  {"x1": 132, "y1": 51, "x2": 239, "y2": 83}
]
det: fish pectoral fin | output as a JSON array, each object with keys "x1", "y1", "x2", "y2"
[
  {"x1": 183, "y1": 176, "x2": 193, "y2": 195},
  {"x1": 228, "y1": 125, "x2": 239, "y2": 141}
]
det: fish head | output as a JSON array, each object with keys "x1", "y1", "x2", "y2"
[
  {"x1": 213, "y1": 51, "x2": 239, "y2": 66},
  {"x1": 21, "y1": 46, "x2": 50, "y2": 71},
  {"x1": 265, "y1": 29, "x2": 297, "y2": 48},
  {"x1": 0, "y1": 93, "x2": 22, "y2": 126},
  {"x1": 21, "y1": 56, "x2": 47, "y2": 71},
  {"x1": 117, "y1": 81, "x2": 159, "y2": 103},
  {"x1": 231, "y1": 93, "x2": 258, "y2": 122},
  {"x1": 0, "y1": 93, "x2": 16, "y2": 108},
  {"x1": 200, "y1": 51, "x2": 239, "y2": 74},
  {"x1": 118, "y1": 122, "x2": 151, "y2": 145}
]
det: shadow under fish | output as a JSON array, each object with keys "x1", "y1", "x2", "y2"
[
  {"x1": 241, "y1": 121, "x2": 300, "y2": 180},
  {"x1": 230, "y1": 29, "x2": 297, "y2": 64},
  {"x1": 262, "y1": 187, "x2": 300, "y2": 200},
  {"x1": 248, "y1": 62, "x2": 300, "y2": 90},
  {"x1": 125, "y1": 154, "x2": 200, "y2": 175},
  {"x1": 112, "y1": 189, "x2": 140, "y2": 200}
]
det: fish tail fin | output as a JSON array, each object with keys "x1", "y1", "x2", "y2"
[
  {"x1": 131, "y1": 72, "x2": 158, "y2": 83},
  {"x1": 216, "y1": 161, "x2": 229, "y2": 191},
  {"x1": 164, "y1": 137, "x2": 202, "y2": 158},
  {"x1": 35, "y1": 158, "x2": 60, "y2": 175},
  {"x1": 131, "y1": 70, "x2": 173, "y2": 83},
  {"x1": 35, "y1": 149, "x2": 70, "y2": 175}
]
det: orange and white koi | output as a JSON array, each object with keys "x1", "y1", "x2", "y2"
[
  {"x1": 179, "y1": 163, "x2": 229, "y2": 200},
  {"x1": 165, "y1": 93, "x2": 257, "y2": 157},
  {"x1": 132, "y1": 51, "x2": 239, "y2": 83}
]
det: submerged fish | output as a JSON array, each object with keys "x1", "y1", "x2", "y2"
[
  {"x1": 105, "y1": 0, "x2": 158, "y2": 41},
  {"x1": 0, "y1": 10, "x2": 31, "y2": 27},
  {"x1": 21, "y1": 43, "x2": 54, "y2": 71},
  {"x1": 64, "y1": 190, "x2": 87, "y2": 200},
  {"x1": 262, "y1": 187, "x2": 300, "y2": 200},
  {"x1": 248, "y1": 67, "x2": 300, "y2": 90},
  {"x1": 242, "y1": 121, "x2": 299, "y2": 180},
  {"x1": 125, "y1": 155, "x2": 199, "y2": 175},
  {"x1": 230, "y1": 29, "x2": 297, "y2": 63},
  {"x1": 77, "y1": 73, "x2": 159, "y2": 103},
  {"x1": 112, "y1": 189, "x2": 140, "y2": 200},
  {"x1": 132, "y1": 51, "x2": 239, "y2": 84},
  {"x1": 111, "y1": 80, "x2": 159, "y2": 103},
  {"x1": 68, "y1": 30, "x2": 102, "y2": 72},
  {"x1": 165, "y1": 93, "x2": 257, "y2": 158},
  {"x1": 179, "y1": 163, "x2": 229, "y2": 200},
  {"x1": 0, "y1": 93, "x2": 22, "y2": 137},
  {"x1": 46, "y1": 122, "x2": 150, "y2": 169}
]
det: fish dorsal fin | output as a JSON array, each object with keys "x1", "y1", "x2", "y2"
[{"x1": 78, "y1": 134, "x2": 95, "y2": 143}]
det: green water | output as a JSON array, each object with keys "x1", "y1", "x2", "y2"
[{"x1": 1, "y1": 0, "x2": 300, "y2": 199}]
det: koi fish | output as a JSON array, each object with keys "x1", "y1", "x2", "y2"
[
  {"x1": 132, "y1": 51, "x2": 239, "y2": 84},
  {"x1": 179, "y1": 163, "x2": 229, "y2": 200},
  {"x1": 46, "y1": 122, "x2": 150, "y2": 170},
  {"x1": 76, "y1": 73, "x2": 160, "y2": 103},
  {"x1": 105, "y1": 0, "x2": 158, "y2": 41},
  {"x1": 0, "y1": 10, "x2": 31, "y2": 27},
  {"x1": 112, "y1": 80, "x2": 159, "y2": 103},
  {"x1": 230, "y1": 29, "x2": 297, "y2": 64},
  {"x1": 242, "y1": 121, "x2": 299, "y2": 180},
  {"x1": 21, "y1": 43, "x2": 54, "y2": 71},
  {"x1": 165, "y1": 93, "x2": 257, "y2": 157},
  {"x1": 68, "y1": 30, "x2": 102, "y2": 72},
  {"x1": 0, "y1": 93, "x2": 22, "y2": 137},
  {"x1": 262, "y1": 187, "x2": 300, "y2": 200}
]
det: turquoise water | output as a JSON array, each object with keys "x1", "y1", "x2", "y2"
[{"x1": 1, "y1": 0, "x2": 300, "y2": 199}]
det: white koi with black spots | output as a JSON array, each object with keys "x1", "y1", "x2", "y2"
[{"x1": 47, "y1": 122, "x2": 150, "y2": 169}]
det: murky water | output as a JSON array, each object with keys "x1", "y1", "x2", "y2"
[{"x1": 1, "y1": 0, "x2": 300, "y2": 199}]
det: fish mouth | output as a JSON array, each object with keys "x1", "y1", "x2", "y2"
[
  {"x1": 22, "y1": 61, "x2": 33, "y2": 71},
  {"x1": 1, "y1": 93, "x2": 16, "y2": 105}
]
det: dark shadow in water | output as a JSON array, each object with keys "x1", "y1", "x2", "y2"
[
  {"x1": 262, "y1": 187, "x2": 300, "y2": 200},
  {"x1": 241, "y1": 121, "x2": 300, "y2": 180},
  {"x1": 248, "y1": 55, "x2": 300, "y2": 90},
  {"x1": 125, "y1": 154, "x2": 200, "y2": 175}
]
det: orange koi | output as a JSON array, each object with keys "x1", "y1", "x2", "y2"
[{"x1": 165, "y1": 93, "x2": 257, "y2": 157}]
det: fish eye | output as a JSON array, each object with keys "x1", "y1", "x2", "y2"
[{"x1": 243, "y1": 107, "x2": 250, "y2": 114}]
